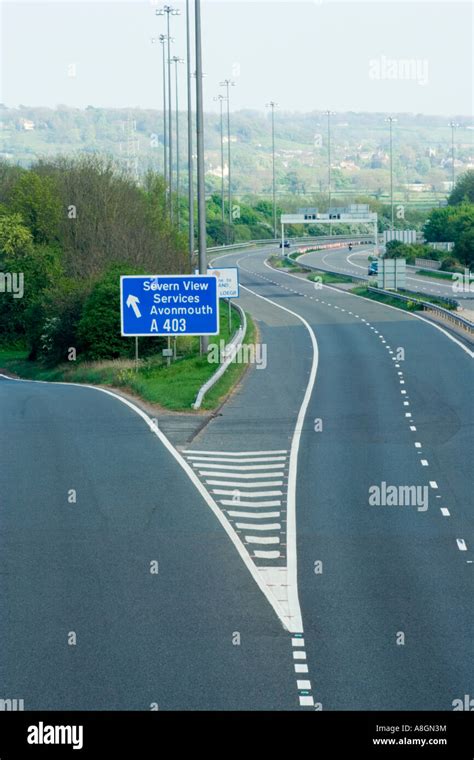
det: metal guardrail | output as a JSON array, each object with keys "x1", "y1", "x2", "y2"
[
  {"x1": 192, "y1": 301, "x2": 247, "y2": 410},
  {"x1": 203, "y1": 234, "x2": 374, "y2": 256},
  {"x1": 285, "y1": 251, "x2": 473, "y2": 335},
  {"x1": 367, "y1": 287, "x2": 474, "y2": 334}
]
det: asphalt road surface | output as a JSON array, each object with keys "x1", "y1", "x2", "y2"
[{"x1": 1, "y1": 244, "x2": 472, "y2": 710}]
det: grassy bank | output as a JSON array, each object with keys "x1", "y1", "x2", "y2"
[
  {"x1": 350, "y1": 286, "x2": 456, "y2": 312},
  {"x1": 0, "y1": 302, "x2": 255, "y2": 412},
  {"x1": 307, "y1": 270, "x2": 355, "y2": 285},
  {"x1": 415, "y1": 268, "x2": 464, "y2": 281}
]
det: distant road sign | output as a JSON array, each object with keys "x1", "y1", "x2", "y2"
[
  {"x1": 194, "y1": 267, "x2": 240, "y2": 298},
  {"x1": 120, "y1": 275, "x2": 219, "y2": 337}
]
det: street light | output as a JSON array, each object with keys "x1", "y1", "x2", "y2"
[
  {"x1": 214, "y1": 94, "x2": 227, "y2": 227},
  {"x1": 266, "y1": 101, "x2": 278, "y2": 238},
  {"x1": 386, "y1": 116, "x2": 397, "y2": 231},
  {"x1": 185, "y1": 0, "x2": 194, "y2": 267},
  {"x1": 151, "y1": 34, "x2": 170, "y2": 187},
  {"x1": 171, "y1": 55, "x2": 185, "y2": 227},
  {"x1": 195, "y1": 0, "x2": 207, "y2": 352},
  {"x1": 325, "y1": 110, "x2": 336, "y2": 235},
  {"x1": 449, "y1": 121, "x2": 459, "y2": 190},
  {"x1": 220, "y1": 79, "x2": 236, "y2": 242},
  {"x1": 156, "y1": 5, "x2": 180, "y2": 221}
]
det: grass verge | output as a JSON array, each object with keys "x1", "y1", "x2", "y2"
[
  {"x1": 0, "y1": 302, "x2": 255, "y2": 412},
  {"x1": 350, "y1": 286, "x2": 456, "y2": 312}
]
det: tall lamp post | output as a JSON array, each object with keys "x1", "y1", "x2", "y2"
[
  {"x1": 220, "y1": 78, "x2": 236, "y2": 242},
  {"x1": 152, "y1": 35, "x2": 169, "y2": 186},
  {"x1": 171, "y1": 55, "x2": 185, "y2": 228},
  {"x1": 156, "y1": 5, "x2": 180, "y2": 221},
  {"x1": 266, "y1": 101, "x2": 278, "y2": 238},
  {"x1": 186, "y1": 0, "x2": 194, "y2": 267},
  {"x1": 214, "y1": 94, "x2": 227, "y2": 227},
  {"x1": 449, "y1": 120, "x2": 459, "y2": 190},
  {"x1": 386, "y1": 116, "x2": 397, "y2": 231},
  {"x1": 195, "y1": 0, "x2": 207, "y2": 352},
  {"x1": 325, "y1": 110, "x2": 336, "y2": 235}
]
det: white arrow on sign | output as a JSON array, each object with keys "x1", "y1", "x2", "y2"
[{"x1": 126, "y1": 294, "x2": 142, "y2": 319}]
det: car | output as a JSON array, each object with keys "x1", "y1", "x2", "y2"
[
  {"x1": 279, "y1": 240, "x2": 291, "y2": 249},
  {"x1": 368, "y1": 261, "x2": 378, "y2": 275}
]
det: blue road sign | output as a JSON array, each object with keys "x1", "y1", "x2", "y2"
[{"x1": 120, "y1": 275, "x2": 219, "y2": 337}]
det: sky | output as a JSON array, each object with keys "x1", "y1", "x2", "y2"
[{"x1": 0, "y1": 0, "x2": 472, "y2": 116}]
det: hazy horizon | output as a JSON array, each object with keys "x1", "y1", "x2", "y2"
[{"x1": 1, "y1": 1, "x2": 472, "y2": 117}]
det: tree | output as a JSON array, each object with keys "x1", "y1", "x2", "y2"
[
  {"x1": 448, "y1": 170, "x2": 474, "y2": 205},
  {"x1": 9, "y1": 171, "x2": 62, "y2": 245},
  {"x1": 454, "y1": 227, "x2": 474, "y2": 269},
  {"x1": 0, "y1": 213, "x2": 33, "y2": 256}
]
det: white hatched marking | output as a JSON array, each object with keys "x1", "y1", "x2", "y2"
[
  {"x1": 236, "y1": 522, "x2": 281, "y2": 531},
  {"x1": 254, "y1": 550, "x2": 280, "y2": 559},
  {"x1": 185, "y1": 449, "x2": 288, "y2": 456},
  {"x1": 457, "y1": 539, "x2": 467, "y2": 551},
  {"x1": 194, "y1": 462, "x2": 285, "y2": 471},
  {"x1": 199, "y1": 470, "x2": 284, "y2": 478},
  {"x1": 227, "y1": 511, "x2": 280, "y2": 519},
  {"x1": 206, "y1": 480, "x2": 283, "y2": 488},
  {"x1": 245, "y1": 535, "x2": 280, "y2": 545},
  {"x1": 212, "y1": 489, "x2": 283, "y2": 497},
  {"x1": 220, "y1": 499, "x2": 281, "y2": 507},
  {"x1": 187, "y1": 455, "x2": 286, "y2": 463}
]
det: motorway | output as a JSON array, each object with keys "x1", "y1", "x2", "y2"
[
  {"x1": 0, "y1": 244, "x2": 473, "y2": 710},
  {"x1": 298, "y1": 244, "x2": 474, "y2": 304}
]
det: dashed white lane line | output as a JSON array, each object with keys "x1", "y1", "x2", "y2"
[
  {"x1": 440, "y1": 508, "x2": 451, "y2": 517},
  {"x1": 421, "y1": 460, "x2": 429, "y2": 466},
  {"x1": 430, "y1": 481, "x2": 438, "y2": 489},
  {"x1": 410, "y1": 426, "x2": 417, "y2": 431},
  {"x1": 415, "y1": 442, "x2": 422, "y2": 448},
  {"x1": 456, "y1": 539, "x2": 468, "y2": 552}
]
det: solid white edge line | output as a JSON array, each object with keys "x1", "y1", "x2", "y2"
[
  {"x1": 0, "y1": 374, "x2": 294, "y2": 632},
  {"x1": 235, "y1": 259, "x2": 320, "y2": 635}
]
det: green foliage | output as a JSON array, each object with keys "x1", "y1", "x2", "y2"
[
  {"x1": 454, "y1": 227, "x2": 474, "y2": 269},
  {"x1": 448, "y1": 170, "x2": 474, "y2": 205},
  {"x1": 9, "y1": 171, "x2": 62, "y2": 245},
  {"x1": 0, "y1": 212, "x2": 33, "y2": 256},
  {"x1": 77, "y1": 265, "x2": 142, "y2": 360}
]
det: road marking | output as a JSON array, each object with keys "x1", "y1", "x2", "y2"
[
  {"x1": 295, "y1": 664, "x2": 309, "y2": 673},
  {"x1": 415, "y1": 442, "x2": 422, "y2": 448},
  {"x1": 195, "y1": 462, "x2": 285, "y2": 471},
  {"x1": 430, "y1": 481, "x2": 438, "y2": 489},
  {"x1": 440, "y1": 508, "x2": 450, "y2": 517},
  {"x1": 254, "y1": 550, "x2": 280, "y2": 559},
  {"x1": 293, "y1": 651, "x2": 306, "y2": 660},
  {"x1": 228, "y1": 511, "x2": 281, "y2": 519},
  {"x1": 187, "y1": 455, "x2": 287, "y2": 463},
  {"x1": 236, "y1": 522, "x2": 281, "y2": 530},
  {"x1": 297, "y1": 680, "x2": 312, "y2": 690},
  {"x1": 456, "y1": 539, "x2": 468, "y2": 551},
  {"x1": 245, "y1": 535, "x2": 280, "y2": 545},
  {"x1": 212, "y1": 489, "x2": 283, "y2": 497},
  {"x1": 185, "y1": 449, "x2": 288, "y2": 456},
  {"x1": 221, "y1": 499, "x2": 281, "y2": 507},
  {"x1": 410, "y1": 426, "x2": 417, "y2": 431},
  {"x1": 292, "y1": 637, "x2": 305, "y2": 647},
  {"x1": 421, "y1": 459, "x2": 429, "y2": 466},
  {"x1": 200, "y1": 470, "x2": 285, "y2": 478}
]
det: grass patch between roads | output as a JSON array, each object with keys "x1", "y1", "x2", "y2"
[
  {"x1": 415, "y1": 269, "x2": 464, "y2": 281},
  {"x1": 350, "y1": 286, "x2": 457, "y2": 312},
  {"x1": 0, "y1": 302, "x2": 255, "y2": 412}
]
